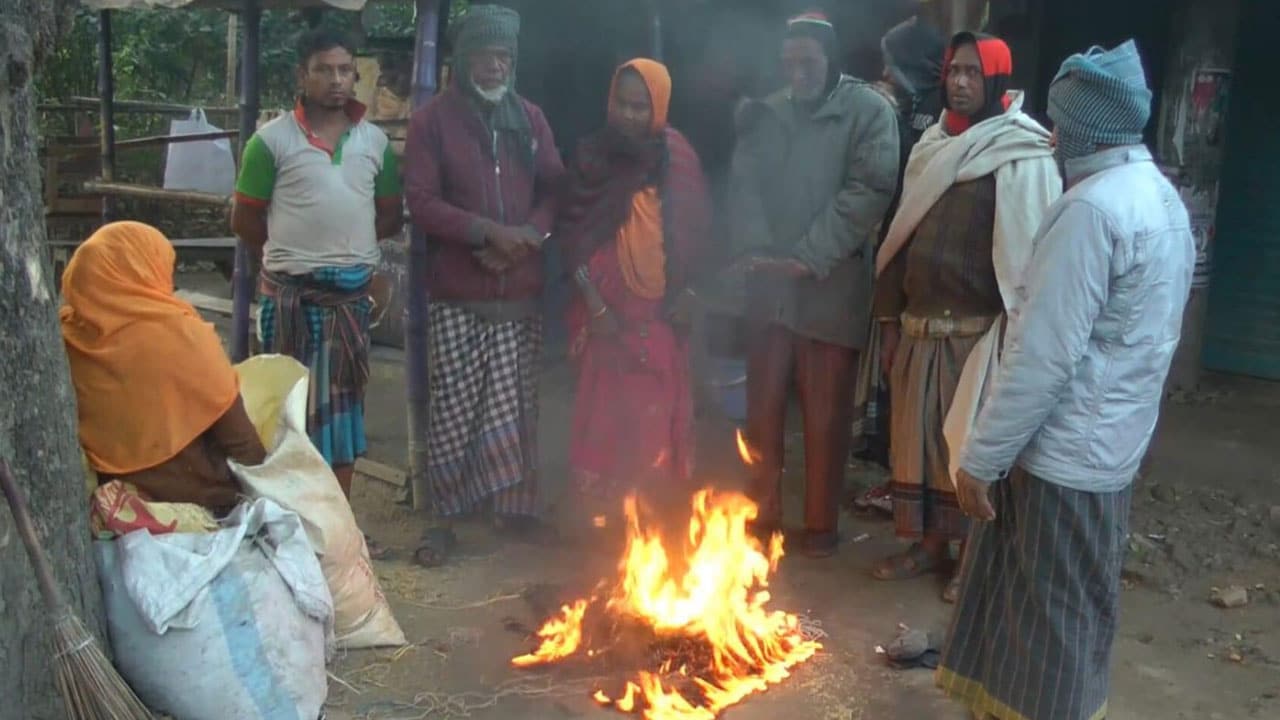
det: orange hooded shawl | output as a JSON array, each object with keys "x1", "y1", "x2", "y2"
[{"x1": 60, "y1": 222, "x2": 241, "y2": 475}]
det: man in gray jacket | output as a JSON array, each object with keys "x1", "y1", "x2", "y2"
[
  {"x1": 729, "y1": 10, "x2": 899, "y2": 557},
  {"x1": 939, "y1": 41, "x2": 1193, "y2": 720}
]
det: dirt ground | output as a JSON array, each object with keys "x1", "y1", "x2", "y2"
[
  {"x1": 183, "y1": 271, "x2": 1280, "y2": 720},
  {"x1": 319, "y1": 352, "x2": 1280, "y2": 720}
]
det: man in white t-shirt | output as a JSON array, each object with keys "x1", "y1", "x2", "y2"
[{"x1": 231, "y1": 29, "x2": 402, "y2": 555}]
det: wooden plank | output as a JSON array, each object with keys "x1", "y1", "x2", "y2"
[
  {"x1": 51, "y1": 97, "x2": 240, "y2": 115},
  {"x1": 47, "y1": 198, "x2": 103, "y2": 216},
  {"x1": 176, "y1": 289, "x2": 260, "y2": 322},
  {"x1": 47, "y1": 236, "x2": 239, "y2": 248},
  {"x1": 355, "y1": 458, "x2": 407, "y2": 488},
  {"x1": 82, "y1": 180, "x2": 231, "y2": 206}
]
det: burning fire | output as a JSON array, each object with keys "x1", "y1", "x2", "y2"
[
  {"x1": 735, "y1": 429, "x2": 761, "y2": 466},
  {"x1": 511, "y1": 489, "x2": 820, "y2": 718}
]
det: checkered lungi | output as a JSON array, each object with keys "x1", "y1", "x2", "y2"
[
  {"x1": 259, "y1": 265, "x2": 372, "y2": 467},
  {"x1": 425, "y1": 303, "x2": 541, "y2": 517}
]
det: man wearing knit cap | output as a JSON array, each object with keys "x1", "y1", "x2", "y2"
[
  {"x1": 939, "y1": 40, "x2": 1193, "y2": 720},
  {"x1": 868, "y1": 32, "x2": 1060, "y2": 602},
  {"x1": 851, "y1": 15, "x2": 946, "y2": 509},
  {"x1": 728, "y1": 10, "x2": 900, "y2": 558},
  {"x1": 404, "y1": 4, "x2": 564, "y2": 566}
]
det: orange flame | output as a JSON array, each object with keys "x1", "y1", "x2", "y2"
[
  {"x1": 735, "y1": 430, "x2": 761, "y2": 466},
  {"x1": 511, "y1": 489, "x2": 820, "y2": 718},
  {"x1": 593, "y1": 515, "x2": 609, "y2": 528},
  {"x1": 510, "y1": 599, "x2": 588, "y2": 668}
]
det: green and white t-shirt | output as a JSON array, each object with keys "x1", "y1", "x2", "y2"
[{"x1": 234, "y1": 100, "x2": 402, "y2": 274}]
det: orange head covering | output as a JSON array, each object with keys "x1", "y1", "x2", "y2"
[
  {"x1": 60, "y1": 222, "x2": 240, "y2": 475},
  {"x1": 611, "y1": 58, "x2": 672, "y2": 133}
]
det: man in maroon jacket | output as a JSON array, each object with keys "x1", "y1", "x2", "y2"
[{"x1": 404, "y1": 4, "x2": 564, "y2": 566}]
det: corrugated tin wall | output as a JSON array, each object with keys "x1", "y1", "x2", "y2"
[{"x1": 1202, "y1": 0, "x2": 1280, "y2": 378}]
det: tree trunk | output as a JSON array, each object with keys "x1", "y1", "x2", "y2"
[{"x1": 0, "y1": 2, "x2": 103, "y2": 719}]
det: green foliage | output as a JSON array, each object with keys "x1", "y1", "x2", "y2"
[{"x1": 36, "y1": 1, "x2": 433, "y2": 113}]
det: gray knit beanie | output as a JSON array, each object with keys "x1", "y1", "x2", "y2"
[
  {"x1": 453, "y1": 4, "x2": 520, "y2": 63},
  {"x1": 1047, "y1": 39, "x2": 1153, "y2": 162}
]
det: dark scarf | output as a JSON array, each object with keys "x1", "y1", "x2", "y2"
[
  {"x1": 559, "y1": 127, "x2": 668, "y2": 272},
  {"x1": 942, "y1": 32, "x2": 1013, "y2": 135},
  {"x1": 882, "y1": 17, "x2": 945, "y2": 140},
  {"x1": 558, "y1": 126, "x2": 709, "y2": 301}
]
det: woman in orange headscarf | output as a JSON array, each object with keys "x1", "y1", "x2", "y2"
[
  {"x1": 60, "y1": 221, "x2": 266, "y2": 512},
  {"x1": 558, "y1": 59, "x2": 711, "y2": 511}
]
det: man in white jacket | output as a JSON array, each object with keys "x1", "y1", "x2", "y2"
[{"x1": 939, "y1": 40, "x2": 1194, "y2": 720}]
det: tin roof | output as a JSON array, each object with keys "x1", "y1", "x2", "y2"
[{"x1": 80, "y1": 1, "x2": 369, "y2": 10}]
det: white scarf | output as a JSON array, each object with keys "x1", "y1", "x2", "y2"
[{"x1": 876, "y1": 92, "x2": 1063, "y2": 485}]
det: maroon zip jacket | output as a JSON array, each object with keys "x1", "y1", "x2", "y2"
[{"x1": 404, "y1": 86, "x2": 564, "y2": 303}]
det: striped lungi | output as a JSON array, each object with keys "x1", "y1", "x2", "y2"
[
  {"x1": 259, "y1": 265, "x2": 373, "y2": 467},
  {"x1": 888, "y1": 313, "x2": 994, "y2": 542},
  {"x1": 425, "y1": 303, "x2": 541, "y2": 518},
  {"x1": 937, "y1": 467, "x2": 1134, "y2": 720}
]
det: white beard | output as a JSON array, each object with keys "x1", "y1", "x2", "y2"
[{"x1": 472, "y1": 82, "x2": 510, "y2": 104}]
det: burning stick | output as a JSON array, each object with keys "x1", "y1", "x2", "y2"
[{"x1": 511, "y1": 489, "x2": 821, "y2": 719}]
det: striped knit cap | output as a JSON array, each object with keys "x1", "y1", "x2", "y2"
[
  {"x1": 1047, "y1": 39, "x2": 1152, "y2": 162},
  {"x1": 453, "y1": 4, "x2": 519, "y2": 57}
]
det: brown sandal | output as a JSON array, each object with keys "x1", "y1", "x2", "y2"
[{"x1": 871, "y1": 543, "x2": 942, "y2": 581}]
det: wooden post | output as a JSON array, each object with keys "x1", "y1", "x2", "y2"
[
  {"x1": 225, "y1": 14, "x2": 238, "y2": 104},
  {"x1": 97, "y1": 10, "x2": 116, "y2": 223},
  {"x1": 231, "y1": 0, "x2": 261, "y2": 363},
  {"x1": 407, "y1": 0, "x2": 444, "y2": 512}
]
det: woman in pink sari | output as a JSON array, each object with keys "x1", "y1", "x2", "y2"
[{"x1": 559, "y1": 59, "x2": 711, "y2": 514}]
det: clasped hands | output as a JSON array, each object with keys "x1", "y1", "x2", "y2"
[{"x1": 474, "y1": 222, "x2": 545, "y2": 274}]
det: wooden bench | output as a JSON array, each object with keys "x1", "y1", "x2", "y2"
[{"x1": 49, "y1": 236, "x2": 239, "y2": 288}]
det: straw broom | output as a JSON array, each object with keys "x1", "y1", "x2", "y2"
[{"x1": 0, "y1": 460, "x2": 153, "y2": 720}]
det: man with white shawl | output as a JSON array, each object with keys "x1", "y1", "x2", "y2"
[{"x1": 867, "y1": 32, "x2": 1061, "y2": 602}]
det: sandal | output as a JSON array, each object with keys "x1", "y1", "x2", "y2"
[
  {"x1": 942, "y1": 572, "x2": 963, "y2": 604},
  {"x1": 850, "y1": 483, "x2": 894, "y2": 516},
  {"x1": 871, "y1": 543, "x2": 942, "y2": 581},
  {"x1": 413, "y1": 526, "x2": 457, "y2": 568},
  {"x1": 363, "y1": 533, "x2": 390, "y2": 561}
]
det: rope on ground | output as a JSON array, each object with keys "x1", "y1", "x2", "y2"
[
  {"x1": 797, "y1": 614, "x2": 829, "y2": 642},
  {"x1": 355, "y1": 674, "x2": 610, "y2": 720},
  {"x1": 401, "y1": 591, "x2": 524, "y2": 611}
]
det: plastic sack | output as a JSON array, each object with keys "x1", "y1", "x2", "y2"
[
  {"x1": 95, "y1": 499, "x2": 330, "y2": 720},
  {"x1": 231, "y1": 354, "x2": 407, "y2": 649},
  {"x1": 162, "y1": 108, "x2": 236, "y2": 195},
  {"x1": 90, "y1": 480, "x2": 218, "y2": 537}
]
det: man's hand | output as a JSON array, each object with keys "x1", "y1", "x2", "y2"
[
  {"x1": 486, "y1": 224, "x2": 535, "y2": 262},
  {"x1": 474, "y1": 247, "x2": 512, "y2": 274},
  {"x1": 590, "y1": 305, "x2": 620, "y2": 337},
  {"x1": 880, "y1": 321, "x2": 900, "y2": 379},
  {"x1": 954, "y1": 468, "x2": 996, "y2": 521},
  {"x1": 666, "y1": 289, "x2": 697, "y2": 329}
]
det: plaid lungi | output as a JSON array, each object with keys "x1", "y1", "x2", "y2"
[
  {"x1": 259, "y1": 265, "x2": 372, "y2": 467},
  {"x1": 937, "y1": 467, "x2": 1134, "y2": 720},
  {"x1": 426, "y1": 303, "x2": 541, "y2": 517}
]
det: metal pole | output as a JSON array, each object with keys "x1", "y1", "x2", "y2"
[
  {"x1": 407, "y1": 0, "x2": 443, "y2": 511},
  {"x1": 649, "y1": 0, "x2": 663, "y2": 61},
  {"x1": 225, "y1": 14, "x2": 239, "y2": 104},
  {"x1": 97, "y1": 10, "x2": 116, "y2": 224},
  {"x1": 231, "y1": 0, "x2": 261, "y2": 362}
]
